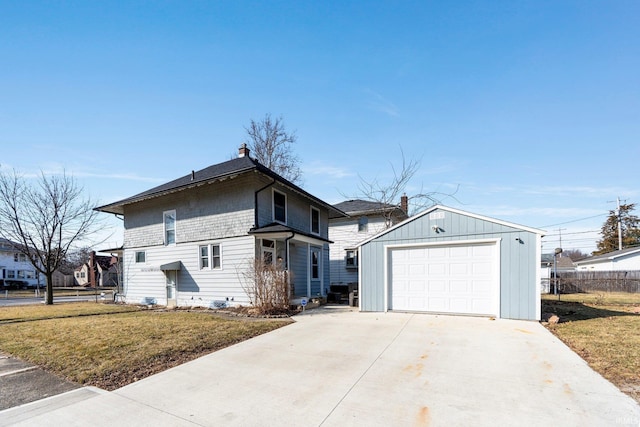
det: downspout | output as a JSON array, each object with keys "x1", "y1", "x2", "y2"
[
  {"x1": 254, "y1": 178, "x2": 276, "y2": 229},
  {"x1": 284, "y1": 232, "x2": 295, "y2": 298}
]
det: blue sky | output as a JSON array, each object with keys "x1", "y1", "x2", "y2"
[{"x1": 1, "y1": 1, "x2": 638, "y2": 254}]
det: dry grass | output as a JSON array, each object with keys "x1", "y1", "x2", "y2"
[
  {"x1": 543, "y1": 293, "x2": 640, "y2": 403},
  {"x1": 0, "y1": 302, "x2": 140, "y2": 322},
  {"x1": 542, "y1": 291, "x2": 640, "y2": 306},
  {"x1": 0, "y1": 303, "x2": 292, "y2": 390}
]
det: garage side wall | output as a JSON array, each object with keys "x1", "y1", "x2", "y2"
[{"x1": 359, "y1": 209, "x2": 540, "y2": 321}]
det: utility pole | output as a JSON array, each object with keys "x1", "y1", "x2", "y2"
[
  {"x1": 557, "y1": 228, "x2": 567, "y2": 255},
  {"x1": 616, "y1": 197, "x2": 623, "y2": 251},
  {"x1": 608, "y1": 197, "x2": 625, "y2": 251}
]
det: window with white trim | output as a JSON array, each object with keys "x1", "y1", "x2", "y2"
[
  {"x1": 199, "y1": 245, "x2": 209, "y2": 269},
  {"x1": 199, "y1": 244, "x2": 222, "y2": 270},
  {"x1": 346, "y1": 250, "x2": 358, "y2": 269},
  {"x1": 14, "y1": 253, "x2": 26, "y2": 262},
  {"x1": 135, "y1": 251, "x2": 146, "y2": 263},
  {"x1": 273, "y1": 190, "x2": 287, "y2": 223},
  {"x1": 17, "y1": 270, "x2": 26, "y2": 279},
  {"x1": 6, "y1": 270, "x2": 15, "y2": 279},
  {"x1": 310, "y1": 207, "x2": 320, "y2": 235},
  {"x1": 164, "y1": 210, "x2": 176, "y2": 245},
  {"x1": 358, "y1": 216, "x2": 368, "y2": 232},
  {"x1": 311, "y1": 249, "x2": 320, "y2": 280},
  {"x1": 212, "y1": 244, "x2": 221, "y2": 269}
]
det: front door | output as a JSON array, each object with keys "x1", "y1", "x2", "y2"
[{"x1": 166, "y1": 270, "x2": 177, "y2": 307}]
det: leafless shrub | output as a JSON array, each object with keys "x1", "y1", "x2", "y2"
[{"x1": 240, "y1": 258, "x2": 290, "y2": 314}]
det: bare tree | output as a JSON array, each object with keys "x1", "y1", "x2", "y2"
[
  {"x1": 0, "y1": 168, "x2": 102, "y2": 304},
  {"x1": 244, "y1": 114, "x2": 302, "y2": 184},
  {"x1": 347, "y1": 148, "x2": 459, "y2": 227}
]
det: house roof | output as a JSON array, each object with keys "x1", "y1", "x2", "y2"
[
  {"x1": 356, "y1": 204, "x2": 546, "y2": 248},
  {"x1": 95, "y1": 156, "x2": 347, "y2": 218},
  {"x1": 541, "y1": 254, "x2": 575, "y2": 268},
  {"x1": 331, "y1": 199, "x2": 405, "y2": 218},
  {"x1": 574, "y1": 246, "x2": 640, "y2": 265}
]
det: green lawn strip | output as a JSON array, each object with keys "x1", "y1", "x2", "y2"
[
  {"x1": 0, "y1": 302, "x2": 142, "y2": 323},
  {"x1": 0, "y1": 311, "x2": 291, "y2": 390},
  {"x1": 544, "y1": 298, "x2": 640, "y2": 403}
]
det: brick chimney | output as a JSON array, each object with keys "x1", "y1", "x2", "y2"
[
  {"x1": 89, "y1": 251, "x2": 96, "y2": 288},
  {"x1": 400, "y1": 194, "x2": 408, "y2": 214},
  {"x1": 239, "y1": 143, "x2": 250, "y2": 158}
]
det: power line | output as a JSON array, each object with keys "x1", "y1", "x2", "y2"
[{"x1": 538, "y1": 213, "x2": 607, "y2": 228}]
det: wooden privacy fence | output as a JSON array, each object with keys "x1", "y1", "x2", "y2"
[{"x1": 553, "y1": 270, "x2": 640, "y2": 293}]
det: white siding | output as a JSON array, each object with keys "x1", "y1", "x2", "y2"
[
  {"x1": 577, "y1": 255, "x2": 640, "y2": 271},
  {"x1": 0, "y1": 247, "x2": 42, "y2": 288},
  {"x1": 329, "y1": 217, "x2": 388, "y2": 284},
  {"x1": 123, "y1": 235, "x2": 255, "y2": 307}
]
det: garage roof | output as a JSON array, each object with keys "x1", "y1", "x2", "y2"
[{"x1": 356, "y1": 205, "x2": 546, "y2": 247}]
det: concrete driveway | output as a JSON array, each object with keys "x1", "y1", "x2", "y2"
[{"x1": 2, "y1": 306, "x2": 639, "y2": 426}]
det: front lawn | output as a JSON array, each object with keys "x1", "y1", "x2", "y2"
[
  {"x1": 542, "y1": 293, "x2": 640, "y2": 403},
  {"x1": 0, "y1": 303, "x2": 292, "y2": 390}
]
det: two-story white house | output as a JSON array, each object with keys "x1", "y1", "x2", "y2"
[
  {"x1": 329, "y1": 199, "x2": 408, "y2": 286},
  {"x1": 0, "y1": 238, "x2": 42, "y2": 289},
  {"x1": 96, "y1": 145, "x2": 346, "y2": 307}
]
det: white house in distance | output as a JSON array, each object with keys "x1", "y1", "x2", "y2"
[
  {"x1": 0, "y1": 238, "x2": 42, "y2": 289},
  {"x1": 574, "y1": 247, "x2": 640, "y2": 271},
  {"x1": 95, "y1": 145, "x2": 346, "y2": 308},
  {"x1": 329, "y1": 199, "x2": 408, "y2": 286}
]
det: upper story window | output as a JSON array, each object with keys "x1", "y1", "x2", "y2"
[
  {"x1": 135, "y1": 251, "x2": 146, "y2": 263},
  {"x1": 273, "y1": 190, "x2": 287, "y2": 224},
  {"x1": 358, "y1": 216, "x2": 368, "y2": 232},
  {"x1": 164, "y1": 210, "x2": 176, "y2": 245},
  {"x1": 14, "y1": 253, "x2": 26, "y2": 262},
  {"x1": 310, "y1": 207, "x2": 320, "y2": 235}
]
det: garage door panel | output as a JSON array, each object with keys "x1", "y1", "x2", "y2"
[
  {"x1": 391, "y1": 243, "x2": 498, "y2": 316},
  {"x1": 449, "y1": 280, "x2": 469, "y2": 293},
  {"x1": 449, "y1": 263, "x2": 468, "y2": 275},
  {"x1": 427, "y1": 280, "x2": 446, "y2": 292},
  {"x1": 428, "y1": 263, "x2": 447, "y2": 275}
]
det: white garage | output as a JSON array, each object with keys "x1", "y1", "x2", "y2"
[
  {"x1": 357, "y1": 205, "x2": 545, "y2": 321},
  {"x1": 389, "y1": 241, "x2": 499, "y2": 315}
]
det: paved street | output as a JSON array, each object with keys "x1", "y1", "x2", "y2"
[{"x1": 0, "y1": 295, "x2": 104, "y2": 307}]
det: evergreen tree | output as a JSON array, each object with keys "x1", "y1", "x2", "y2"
[{"x1": 594, "y1": 203, "x2": 640, "y2": 255}]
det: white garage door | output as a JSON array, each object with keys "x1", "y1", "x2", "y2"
[{"x1": 390, "y1": 243, "x2": 498, "y2": 316}]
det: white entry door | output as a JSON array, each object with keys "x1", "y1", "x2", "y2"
[
  {"x1": 390, "y1": 243, "x2": 498, "y2": 316},
  {"x1": 166, "y1": 270, "x2": 177, "y2": 307}
]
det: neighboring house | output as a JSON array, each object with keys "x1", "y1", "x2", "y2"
[
  {"x1": 574, "y1": 247, "x2": 640, "y2": 271},
  {"x1": 74, "y1": 251, "x2": 119, "y2": 287},
  {"x1": 540, "y1": 254, "x2": 575, "y2": 293},
  {"x1": 329, "y1": 199, "x2": 408, "y2": 285},
  {"x1": 357, "y1": 205, "x2": 545, "y2": 321},
  {"x1": 0, "y1": 238, "x2": 42, "y2": 289},
  {"x1": 52, "y1": 267, "x2": 76, "y2": 287},
  {"x1": 95, "y1": 145, "x2": 346, "y2": 307}
]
